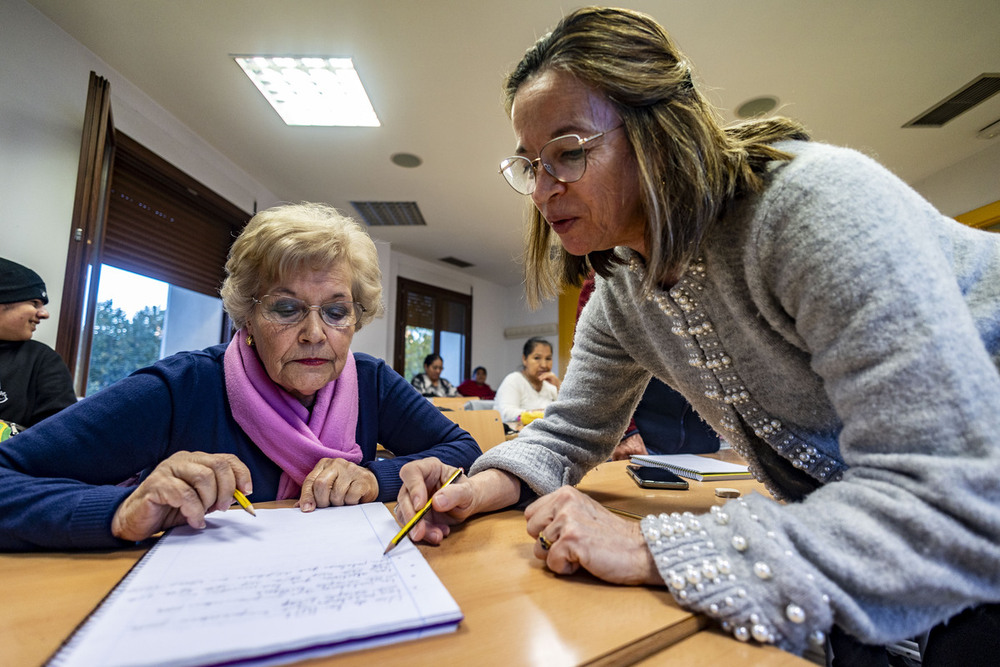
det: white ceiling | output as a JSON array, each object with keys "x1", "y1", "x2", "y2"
[{"x1": 27, "y1": 0, "x2": 1000, "y2": 287}]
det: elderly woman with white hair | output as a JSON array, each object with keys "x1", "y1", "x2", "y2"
[{"x1": 0, "y1": 202, "x2": 480, "y2": 550}]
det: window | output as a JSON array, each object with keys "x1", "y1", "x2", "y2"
[
  {"x1": 58, "y1": 72, "x2": 249, "y2": 395},
  {"x1": 393, "y1": 278, "x2": 472, "y2": 387},
  {"x1": 86, "y1": 266, "x2": 225, "y2": 394}
]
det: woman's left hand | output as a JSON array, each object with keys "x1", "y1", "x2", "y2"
[
  {"x1": 298, "y1": 458, "x2": 378, "y2": 511},
  {"x1": 524, "y1": 486, "x2": 663, "y2": 586}
]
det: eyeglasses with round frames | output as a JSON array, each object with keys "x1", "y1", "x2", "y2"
[
  {"x1": 252, "y1": 295, "x2": 366, "y2": 328},
  {"x1": 498, "y1": 125, "x2": 624, "y2": 195}
]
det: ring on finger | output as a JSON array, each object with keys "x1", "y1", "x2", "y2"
[{"x1": 538, "y1": 533, "x2": 553, "y2": 551}]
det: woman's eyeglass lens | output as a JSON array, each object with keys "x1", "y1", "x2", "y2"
[
  {"x1": 253, "y1": 296, "x2": 365, "y2": 328},
  {"x1": 498, "y1": 126, "x2": 620, "y2": 195}
]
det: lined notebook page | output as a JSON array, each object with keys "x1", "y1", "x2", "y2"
[{"x1": 50, "y1": 504, "x2": 461, "y2": 667}]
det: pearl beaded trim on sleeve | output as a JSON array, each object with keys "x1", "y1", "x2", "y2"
[
  {"x1": 627, "y1": 254, "x2": 849, "y2": 496},
  {"x1": 641, "y1": 505, "x2": 829, "y2": 651}
]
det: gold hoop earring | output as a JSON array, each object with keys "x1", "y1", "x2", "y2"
[{"x1": 246, "y1": 333, "x2": 254, "y2": 347}]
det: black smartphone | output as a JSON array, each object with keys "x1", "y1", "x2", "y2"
[{"x1": 626, "y1": 464, "x2": 689, "y2": 490}]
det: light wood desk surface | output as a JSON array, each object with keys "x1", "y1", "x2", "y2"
[
  {"x1": 429, "y1": 396, "x2": 474, "y2": 411},
  {"x1": 0, "y1": 459, "x2": 808, "y2": 667}
]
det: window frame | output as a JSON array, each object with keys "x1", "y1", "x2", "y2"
[
  {"x1": 57, "y1": 72, "x2": 249, "y2": 395},
  {"x1": 393, "y1": 277, "x2": 472, "y2": 385}
]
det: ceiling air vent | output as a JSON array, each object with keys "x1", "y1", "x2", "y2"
[
  {"x1": 904, "y1": 73, "x2": 1000, "y2": 128},
  {"x1": 439, "y1": 256, "x2": 474, "y2": 269},
  {"x1": 351, "y1": 201, "x2": 427, "y2": 226}
]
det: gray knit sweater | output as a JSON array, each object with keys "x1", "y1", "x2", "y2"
[{"x1": 470, "y1": 141, "x2": 1000, "y2": 654}]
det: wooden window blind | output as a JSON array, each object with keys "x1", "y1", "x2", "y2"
[{"x1": 103, "y1": 133, "x2": 249, "y2": 298}]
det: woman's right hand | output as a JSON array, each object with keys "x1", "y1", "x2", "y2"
[
  {"x1": 395, "y1": 458, "x2": 521, "y2": 545},
  {"x1": 111, "y1": 451, "x2": 253, "y2": 542},
  {"x1": 538, "y1": 371, "x2": 561, "y2": 390}
]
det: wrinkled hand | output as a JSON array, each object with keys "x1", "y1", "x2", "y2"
[
  {"x1": 111, "y1": 451, "x2": 252, "y2": 542},
  {"x1": 524, "y1": 486, "x2": 662, "y2": 586},
  {"x1": 611, "y1": 433, "x2": 648, "y2": 461},
  {"x1": 395, "y1": 458, "x2": 521, "y2": 545},
  {"x1": 298, "y1": 458, "x2": 378, "y2": 512}
]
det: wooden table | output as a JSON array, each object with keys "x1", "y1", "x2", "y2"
[{"x1": 0, "y1": 460, "x2": 812, "y2": 667}]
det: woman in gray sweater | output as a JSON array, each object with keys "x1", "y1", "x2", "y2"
[{"x1": 396, "y1": 7, "x2": 1000, "y2": 662}]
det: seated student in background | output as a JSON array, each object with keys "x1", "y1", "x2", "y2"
[
  {"x1": 577, "y1": 273, "x2": 718, "y2": 460},
  {"x1": 493, "y1": 337, "x2": 560, "y2": 424},
  {"x1": 0, "y1": 258, "x2": 76, "y2": 435},
  {"x1": 411, "y1": 353, "x2": 458, "y2": 398},
  {"x1": 456, "y1": 366, "x2": 495, "y2": 399},
  {"x1": 0, "y1": 203, "x2": 480, "y2": 551}
]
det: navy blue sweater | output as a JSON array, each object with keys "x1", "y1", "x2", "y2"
[{"x1": 0, "y1": 345, "x2": 480, "y2": 550}]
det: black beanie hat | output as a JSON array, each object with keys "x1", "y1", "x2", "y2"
[{"x1": 0, "y1": 258, "x2": 49, "y2": 305}]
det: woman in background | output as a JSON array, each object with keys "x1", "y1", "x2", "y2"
[
  {"x1": 457, "y1": 366, "x2": 495, "y2": 399},
  {"x1": 410, "y1": 353, "x2": 458, "y2": 398},
  {"x1": 0, "y1": 202, "x2": 480, "y2": 551},
  {"x1": 493, "y1": 337, "x2": 561, "y2": 424}
]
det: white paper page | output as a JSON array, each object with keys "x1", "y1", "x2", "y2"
[{"x1": 50, "y1": 504, "x2": 461, "y2": 667}]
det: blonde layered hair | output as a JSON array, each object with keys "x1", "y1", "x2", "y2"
[
  {"x1": 220, "y1": 202, "x2": 383, "y2": 330},
  {"x1": 505, "y1": 6, "x2": 809, "y2": 306}
]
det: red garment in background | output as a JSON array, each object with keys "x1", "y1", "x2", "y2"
[{"x1": 456, "y1": 380, "x2": 495, "y2": 399}]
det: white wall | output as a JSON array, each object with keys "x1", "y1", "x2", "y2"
[
  {"x1": 500, "y1": 289, "x2": 561, "y2": 378},
  {"x1": 912, "y1": 141, "x2": 1000, "y2": 217}
]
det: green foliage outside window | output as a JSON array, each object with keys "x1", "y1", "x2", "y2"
[
  {"x1": 403, "y1": 326, "x2": 433, "y2": 382},
  {"x1": 87, "y1": 300, "x2": 165, "y2": 395}
]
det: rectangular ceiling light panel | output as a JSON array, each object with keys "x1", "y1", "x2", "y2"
[{"x1": 234, "y1": 56, "x2": 380, "y2": 127}]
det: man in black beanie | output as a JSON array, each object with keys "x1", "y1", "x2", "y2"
[{"x1": 0, "y1": 258, "x2": 76, "y2": 435}]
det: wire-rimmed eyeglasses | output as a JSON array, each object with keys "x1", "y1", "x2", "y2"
[
  {"x1": 498, "y1": 125, "x2": 623, "y2": 195},
  {"x1": 252, "y1": 295, "x2": 366, "y2": 328}
]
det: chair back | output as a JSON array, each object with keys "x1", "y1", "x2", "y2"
[{"x1": 443, "y1": 410, "x2": 506, "y2": 452}]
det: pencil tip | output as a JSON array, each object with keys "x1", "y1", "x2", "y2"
[{"x1": 382, "y1": 542, "x2": 394, "y2": 555}]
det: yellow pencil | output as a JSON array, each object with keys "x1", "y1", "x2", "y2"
[
  {"x1": 604, "y1": 505, "x2": 644, "y2": 521},
  {"x1": 232, "y1": 489, "x2": 256, "y2": 517},
  {"x1": 384, "y1": 468, "x2": 463, "y2": 555}
]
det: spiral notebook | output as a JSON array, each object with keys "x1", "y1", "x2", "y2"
[
  {"x1": 48, "y1": 504, "x2": 462, "y2": 667},
  {"x1": 630, "y1": 453, "x2": 751, "y2": 481}
]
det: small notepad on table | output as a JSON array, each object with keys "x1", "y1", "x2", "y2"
[
  {"x1": 630, "y1": 453, "x2": 751, "y2": 481},
  {"x1": 48, "y1": 504, "x2": 462, "y2": 667}
]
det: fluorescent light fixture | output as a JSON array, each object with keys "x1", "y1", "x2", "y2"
[{"x1": 234, "y1": 56, "x2": 380, "y2": 127}]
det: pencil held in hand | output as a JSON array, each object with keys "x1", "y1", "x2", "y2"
[
  {"x1": 384, "y1": 467, "x2": 463, "y2": 555},
  {"x1": 233, "y1": 489, "x2": 256, "y2": 516}
]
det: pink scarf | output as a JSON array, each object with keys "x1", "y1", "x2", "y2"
[{"x1": 223, "y1": 328, "x2": 362, "y2": 500}]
